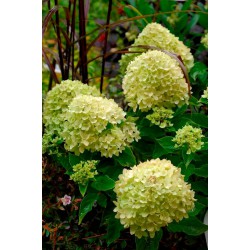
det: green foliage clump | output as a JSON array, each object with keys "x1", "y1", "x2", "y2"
[
  {"x1": 122, "y1": 50, "x2": 189, "y2": 112},
  {"x1": 70, "y1": 160, "x2": 98, "y2": 185},
  {"x1": 113, "y1": 159, "x2": 195, "y2": 239},
  {"x1": 173, "y1": 125, "x2": 204, "y2": 154},
  {"x1": 62, "y1": 94, "x2": 140, "y2": 157},
  {"x1": 119, "y1": 22, "x2": 194, "y2": 74},
  {"x1": 146, "y1": 107, "x2": 174, "y2": 128}
]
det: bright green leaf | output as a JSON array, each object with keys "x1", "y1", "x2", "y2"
[
  {"x1": 114, "y1": 147, "x2": 136, "y2": 167},
  {"x1": 78, "y1": 193, "x2": 98, "y2": 225},
  {"x1": 79, "y1": 183, "x2": 88, "y2": 197},
  {"x1": 91, "y1": 175, "x2": 115, "y2": 191},
  {"x1": 156, "y1": 136, "x2": 175, "y2": 154}
]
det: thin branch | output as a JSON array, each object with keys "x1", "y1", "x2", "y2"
[
  {"x1": 70, "y1": 0, "x2": 76, "y2": 80},
  {"x1": 79, "y1": 0, "x2": 88, "y2": 83},
  {"x1": 100, "y1": 0, "x2": 113, "y2": 93},
  {"x1": 54, "y1": 0, "x2": 65, "y2": 79}
]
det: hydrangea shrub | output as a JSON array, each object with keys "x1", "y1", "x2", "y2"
[{"x1": 42, "y1": 18, "x2": 208, "y2": 250}]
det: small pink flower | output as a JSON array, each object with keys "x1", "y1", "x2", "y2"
[{"x1": 61, "y1": 195, "x2": 71, "y2": 206}]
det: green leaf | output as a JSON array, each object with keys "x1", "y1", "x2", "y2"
[
  {"x1": 56, "y1": 154, "x2": 71, "y2": 172},
  {"x1": 91, "y1": 175, "x2": 115, "y2": 191},
  {"x1": 189, "y1": 96, "x2": 201, "y2": 107},
  {"x1": 183, "y1": 14, "x2": 200, "y2": 34},
  {"x1": 191, "y1": 181, "x2": 208, "y2": 195},
  {"x1": 69, "y1": 153, "x2": 82, "y2": 167},
  {"x1": 190, "y1": 62, "x2": 208, "y2": 84},
  {"x1": 182, "y1": 164, "x2": 195, "y2": 181},
  {"x1": 96, "y1": 193, "x2": 107, "y2": 208},
  {"x1": 135, "y1": 229, "x2": 163, "y2": 250},
  {"x1": 188, "y1": 202, "x2": 206, "y2": 217},
  {"x1": 114, "y1": 147, "x2": 136, "y2": 167},
  {"x1": 168, "y1": 217, "x2": 208, "y2": 236},
  {"x1": 78, "y1": 193, "x2": 98, "y2": 225},
  {"x1": 173, "y1": 104, "x2": 188, "y2": 117},
  {"x1": 180, "y1": 113, "x2": 208, "y2": 128},
  {"x1": 134, "y1": 139, "x2": 155, "y2": 161},
  {"x1": 137, "y1": 0, "x2": 154, "y2": 23},
  {"x1": 156, "y1": 136, "x2": 175, "y2": 154},
  {"x1": 152, "y1": 142, "x2": 166, "y2": 159},
  {"x1": 137, "y1": 118, "x2": 165, "y2": 138},
  {"x1": 182, "y1": 149, "x2": 195, "y2": 167},
  {"x1": 106, "y1": 215, "x2": 124, "y2": 246},
  {"x1": 79, "y1": 183, "x2": 88, "y2": 197},
  {"x1": 195, "y1": 194, "x2": 208, "y2": 206},
  {"x1": 193, "y1": 164, "x2": 208, "y2": 178}
]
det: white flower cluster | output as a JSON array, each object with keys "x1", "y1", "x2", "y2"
[
  {"x1": 119, "y1": 22, "x2": 194, "y2": 74},
  {"x1": 122, "y1": 50, "x2": 189, "y2": 111},
  {"x1": 62, "y1": 94, "x2": 140, "y2": 157},
  {"x1": 43, "y1": 80, "x2": 140, "y2": 157},
  {"x1": 114, "y1": 159, "x2": 195, "y2": 238}
]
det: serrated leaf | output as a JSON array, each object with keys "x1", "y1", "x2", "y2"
[
  {"x1": 78, "y1": 193, "x2": 98, "y2": 225},
  {"x1": 91, "y1": 175, "x2": 115, "y2": 191},
  {"x1": 114, "y1": 147, "x2": 136, "y2": 167},
  {"x1": 79, "y1": 183, "x2": 88, "y2": 197},
  {"x1": 135, "y1": 229, "x2": 163, "y2": 250},
  {"x1": 106, "y1": 215, "x2": 124, "y2": 246},
  {"x1": 168, "y1": 216, "x2": 208, "y2": 236}
]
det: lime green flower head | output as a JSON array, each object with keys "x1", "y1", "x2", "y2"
[
  {"x1": 119, "y1": 22, "x2": 194, "y2": 73},
  {"x1": 201, "y1": 32, "x2": 208, "y2": 48},
  {"x1": 62, "y1": 94, "x2": 140, "y2": 157},
  {"x1": 146, "y1": 107, "x2": 174, "y2": 128},
  {"x1": 70, "y1": 160, "x2": 98, "y2": 185},
  {"x1": 42, "y1": 129, "x2": 63, "y2": 156},
  {"x1": 202, "y1": 87, "x2": 208, "y2": 99},
  {"x1": 173, "y1": 125, "x2": 204, "y2": 154},
  {"x1": 122, "y1": 50, "x2": 189, "y2": 112},
  {"x1": 43, "y1": 80, "x2": 100, "y2": 133},
  {"x1": 113, "y1": 159, "x2": 195, "y2": 238}
]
